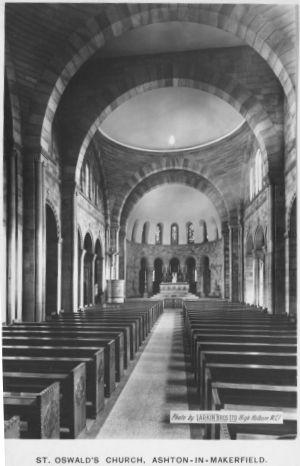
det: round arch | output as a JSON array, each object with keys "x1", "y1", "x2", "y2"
[
  {"x1": 30, "y1": 4, "x2": 294, "y2": 159},
  {"x1": 118, "y1": 169, "x2": 228, "y2": 233},
  {"x1": 74, "y1": 76, "x2": 280, "y2": 186}
]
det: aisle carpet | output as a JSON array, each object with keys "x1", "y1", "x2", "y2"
[{"x1": 97, "y1": 308, "x2": 191, "y2": 439}]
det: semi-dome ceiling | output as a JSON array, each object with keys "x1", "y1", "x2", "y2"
[
  {"x1": 98, "y1": 22, "x2": 245, "y2": 58},
  {"x1": 127, "y1": 184, "x2": 221, "y2": 244},
  {"x1": 99, "y1": 87, "x2": 244, "y2": 151}
]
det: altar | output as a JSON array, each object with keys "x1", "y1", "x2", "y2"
[{"x1": 159, "y1": 282, "x2": 190, "y2": 298}]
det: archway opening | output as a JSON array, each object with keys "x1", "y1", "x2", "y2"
[
  {"x1": 186, "y1": 257, "x2": 196, "y2": 293},
  {"x1": 169, "y1": 257, "x2": 180, "y2": 282},
  {"x1": 289, "y1": 199, "x2": 296, "y2": 316},
  {"x1": 200, "y1": 255, "x2": 210, "y2": 297},
  {"x1": 83, "y1": 233, "x2": 93, "y2": 306},
  {"x1": 45, "y1": 205, "x2": 58, "y2": 318},
  {"x1": 95, "y1": 239, "x2": 103, "y2": 304},
  {"x1": 153, "y1": 258, "x2": 163, "y2": 295}
]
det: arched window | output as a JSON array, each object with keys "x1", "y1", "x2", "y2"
[
  {"x1": 199, "y1": 220, "x2": 208, "y2": 243},
  {"x1": 170, "y1": 223, "x2": 179, "y2": 245},
  {"x1": 250, "y1": 149, "x2": 263, "y2": 201},
  {"x1": 249, "y1": 166, "x2": 254, "y2": 200},
  {"x1": 141, "y1": 221, "x2": 150, "y2": 244},
  {"x1": 85, "y1": 162, "x2": 90, "y2": 198},
  {"x1": 186, "y1": 222, "x2": 194, "y2": 244},
  {"x1": 255, "y1": 149, "x2": 263, "y2": 194},
  {"x1": 155, "y1": 223, "x2": 163, "y2": 245}
]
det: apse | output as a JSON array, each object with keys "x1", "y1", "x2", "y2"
[{"x1": 127, "y1": 184, "x2": 221, "y2": 244}]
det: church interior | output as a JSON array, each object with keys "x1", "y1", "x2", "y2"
[{"x1": 2, "y1": 3, "x2": 297, "y2": 440}]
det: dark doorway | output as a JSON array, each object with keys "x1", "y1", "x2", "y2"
[
  {"x1": 186, "y1": 257, "x2": 196, "y2": 293},
  {"x1": 201, "y1": 256, "x2": 211, "y2": 297},
  {"x1": 45, "y1": 205, "x2": 58, "y2": 317},
  {"x1": 169, "y1": 257, "x2": 180, "y2": 274},
  {"x1": 153, "y1": 258, "x2": 163, "y2": 294}
]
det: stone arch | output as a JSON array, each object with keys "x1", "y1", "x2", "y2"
[
  {"x1": 74, "y1": 76, "x2": 281, "y2": 185},
  {"x1": 83, "y1": 230, "x2": 95, "y2": 254},
  {"x1": 246, "y1": 231, "x2": 254, "y2": 255},
  {"x1": 45, "y1": 199, "x2": 61, "y2": 239},
  {"x1": 5, "y1": 40, "x2": 22, "y2": 148},
  {"x1": 118, "y1": 170, "x2": 229, "y2": 233},
  {"x1": 30, "y1": 3, "x2": 294, "y2": 160}
]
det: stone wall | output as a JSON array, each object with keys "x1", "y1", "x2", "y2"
[{"x1": 125, "y1": 239, "x2": 223, "y2": 298}]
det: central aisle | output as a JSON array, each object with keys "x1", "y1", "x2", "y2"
[{"x1": 97, "y1": 308, "x2": 191, "y2": 439}]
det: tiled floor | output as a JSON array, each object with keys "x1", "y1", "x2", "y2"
[{"x1": 97, "y1": 308, "x2": 191, "y2": 439}]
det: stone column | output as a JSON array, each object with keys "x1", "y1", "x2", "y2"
[
  {"x1": 72, "y1": 187, "x2": 79, "y2": 311},
  {"x1": 267, "y1": 182, "x2": 285, "y2": 314},
  {"x1": 229, "y1": 220, "x2": 239, "y2": 302},
  {"x1": 284, "y1": 232, "x2": 290, "y2": 315},
  {"x1": 147, "y1": 265, "x2": 154, "y2": 297},
  {"x1": 6, "y1": 148, "x2": 17, "y2": 323},
  {"x1": 91, "y1": 254, "x2": 97, "y2": 305},
  {"x1": 34, "y1": 154, "x2": 45, "y2": 322},
  {"x1": 222, "y1": 221, "x2": 230, "y2": 299},
  {"x1": 79, "y1": 249, "x2": 87, "y2": 308},
  {"x1": 57, "y1": 237, "x2": 63, "y2": 312},
  {"x1": 238, "y1": 210, "x2": 244, "y2": 303},
  {"x1": 110, "y1": 223, "x2": 120, "y2": 279}
]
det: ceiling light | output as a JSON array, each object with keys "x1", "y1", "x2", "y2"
[{"x1": 168, "y1": 135, "x2": 175, "y2": 146}]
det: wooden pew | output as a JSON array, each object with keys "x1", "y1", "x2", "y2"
[
  {"x1": 190, "y1": 327, "x2": 296, "y2": 372},
  {"x1": 55, "y1": 316, "x2": 139, "y2": 354},
  {"x1": 3, "y1": 327, "x2": 124, "y2": 382},
  {"x1": 3, "y1": 356, "x2": 86, "y2": 438},
  {"x1": 3, "y1": 345, "x2": 105, "y2": 417},
  {"x1": 210, "y1": 385, "x2": 297, "y2": 439},
  {"x1": 4, "y1": 416, "x2": 20, "y2": 439},
  {"x1": 10, "y1": 322, "x2": 131, "y2": 368},
  {"x1": 199, "y1": 352, "x2": 296, "y2": 405},
  {"x1": 4, "y1": 381, "x2": 60, "y2": 438},
  {"x1": 3, "y1": 335, "x2": 116, "y2": 396},
  {"x1": 190, "y1": 333, "x2": 296, "y2": 371},
  {"x1": 204, "y1": 364, "x2": 297, "y2": 412},
  {"x1": 60, "y1": 314, "x2": 143, "y2": 345}
]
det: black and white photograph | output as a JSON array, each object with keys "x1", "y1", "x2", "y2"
[{"x1": 1, "y1": 1, "x2": 299, "y2": 464}]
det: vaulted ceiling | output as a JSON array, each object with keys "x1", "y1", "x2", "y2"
[{"x1": 5, "y1": 3, "x2": 296, "y2": 224}]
